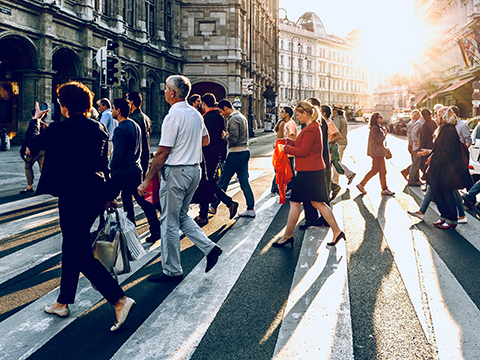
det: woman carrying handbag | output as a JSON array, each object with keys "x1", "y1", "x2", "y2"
[
  {"x1": 27, "y1": 82, "x2": 135, "y2": 332},
  {"x1": 356, "y1": 112, "x2": 395, "y2": 196}
]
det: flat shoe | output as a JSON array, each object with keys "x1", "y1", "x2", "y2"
[
  {"x1": 45, "y1": 305, "x2": 70, "y2": 317},
  {"x1": 111, "y1": 297, "x2": 136, "y2": 332}
]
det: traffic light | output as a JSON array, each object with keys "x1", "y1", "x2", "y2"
[
  {"x1": 106, "y1": 55, "x2": 119, "y2": 85},
  {"x1": 119, "y1": 61, "x2": 126, "y2": 86},
  {"x1": 107, "y1": 39, "x2": 119, "y2": 52}
]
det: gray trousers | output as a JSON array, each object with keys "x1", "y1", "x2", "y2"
[
  {"x1": 160, "y1": 165, "x2": 216, "y2": 276},
  {"x1": 24, "y1": 150, "x2": 45, "y2": 186},
  {"x1": 408, "y1": 150, "x2": 422, "y2": 184}
]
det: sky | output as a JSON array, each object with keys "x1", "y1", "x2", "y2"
[{"x1": 279, "y1": 0, "x2": 417, "y2": 75}]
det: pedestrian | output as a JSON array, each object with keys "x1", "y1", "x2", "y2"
[
  {"x1": 418, "y1": 108, "x2": 437, "y2": 180},
  {"x1": 110, "y1": 98, "x2": 160, "y2": 243},
  {"x1": 96, "y1": 98, "x2": 118, "y2": 157},
  {"x1": 356, "y1": 112, "x2": 395, "y2": 196},
  {"x1": 137, "y1": 75, "x2": 223, "y2": 283},
  {"x1": 273, "y1": 101, "x2": 345, "y2": 247},
  {"x1": 332, "y1": 105, "x2": 356, "y2": 186},
  {"x1": 19, "y1": 108, "x2": 48, "y2": 194},
  {"x1": 299, "y1": 98, "x2": 331, "y2": 229},
  {"x1": 27, "y1": 81, "x2": 135, "y2": 332},
  {"x1": 283, "y1": 105, "x2": 298, "y2": 196},
  {"x1": 409, "y1": 107, "x2": 470, "y2": 224},
  {"x1": 208, "y1": 99, "x2": 256, "y2": 218},
  {"x1": 322, "y1": 106, "x2": 343, "y2": 200},
  {"x1": 192, "y1": 93, "x2": 238, "y2": 226},
  {"x1": 415, "y1": 107, "x2": 470, "y2": 229},
  {"x1": 400, "y1": 110, "x2": 418, "y2": 181},
  {"x1": 188, "y1": 93, "x2": 202, "y2": 113},
  {"x1": 271, "y1": 106, "x2": 288, "y2": 194},
  {"x1": 408, "y1": 110, "x2": 424, "y2": 186},
  {"x1": 127, "y1": 91, "x2": 152, "y2": 178}
]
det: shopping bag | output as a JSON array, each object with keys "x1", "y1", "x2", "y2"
[
  {"x1": 92, "y1": 211, "x2": 131, "y2": 279},
  {"x1": 117, "y1": 209, "x2": 146, "y2": 261},
  {"x1": 144, "y1": 174, "x2": 160, "y2": 204}
]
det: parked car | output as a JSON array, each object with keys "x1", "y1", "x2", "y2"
[
  {"x1": 388, "y1": 115, "x2": 412, "y2": 135},
  {"x1": 469, "y1": 123, "x2": 480, "y2": 182}
]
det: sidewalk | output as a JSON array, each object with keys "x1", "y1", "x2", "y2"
[{"x1": 0, "y1": 128, "x2": 276, "y2": 206}]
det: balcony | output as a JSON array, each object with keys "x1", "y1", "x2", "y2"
[{"x1": 425, "y1": 0, "x2": 442, "y2": 20}]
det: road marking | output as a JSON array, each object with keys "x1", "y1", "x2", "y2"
[
  {"x1": 273, "y1": 199, "x2": 354, "y2": 359},
  {"x1": 111, "y1": 189, "x2": 282, "y2": 360}
]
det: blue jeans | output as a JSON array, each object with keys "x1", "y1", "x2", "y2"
[
  {"x1": 464, "y1": 179, "x2": 480, "y2": 204},
  {"x1": 420, "y1": 185, "x2": 465, "y2": 218},
  {"x1": 211, "y1": 150, "x2": 255, "y2": 210}
]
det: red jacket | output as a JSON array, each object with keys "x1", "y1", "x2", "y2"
[{"x1": 284, "y1": 121, "x2": 325, "y2": 171}]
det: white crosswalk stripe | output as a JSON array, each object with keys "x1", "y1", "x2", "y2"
[{"x1": 2, "y1": 126, "x2": 480, "y2": 359}]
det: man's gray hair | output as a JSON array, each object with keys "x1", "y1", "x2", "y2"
[
  {"x1": 166, "y1": 75, "x2": 191, "y2": 100},
  {"x1": 412, "y1": 109, "x2": 421, "y2": 116}
]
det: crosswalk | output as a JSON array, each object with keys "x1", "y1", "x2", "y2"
[{"x1": 1, "y1": 126, "x2": 480, "y2": 359}]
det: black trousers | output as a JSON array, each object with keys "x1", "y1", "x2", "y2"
[
  {"x1": 111, "y1": 173, "x2": 160, "y2": 234},
  {"x1": 199, "y1": 160, "x2": 233, "y2": 218},
  {"x1": 57, "y1": 193, "x2": 124, "y2": 305}
]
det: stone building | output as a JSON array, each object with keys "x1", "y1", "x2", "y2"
[
  {"x1": 0, "y1": 0, "x2": 276, "y2": 142},
  {"x1": 278, "y1": 12, "x2": 373, "y2": 115},
  {"x1": 412, "y1": 0, "x2": 480, "y2": 116}
]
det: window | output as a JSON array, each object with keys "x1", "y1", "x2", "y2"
[
  {"x1": 146, "y1": 0, "x2": 155, "y2": 37},
  {"x1": 125, "y1": 0, "x2": 134, "y2": 27},
  {"x1": 307, "y1": 47, "x2": 312, "y2": 55},
  {"x1": 281, "y1": 40, "x2": 284, "y2": 50},
  {"x1": 307, "y1": 60, "x2": 312, "y2": 71},
  {"x1": 165, "y1": 0, "x2": 172, "y2": 43},
  {"x1": 95, "y1": 0, "x2": 108, "y2": 15},
  {"x1": 280, "y1": 55, "x2": 284, "y2": 66}
]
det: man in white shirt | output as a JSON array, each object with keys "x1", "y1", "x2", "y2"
[
  {"x1": 138, "y1": 75, "x2": 222, "y2": 283},
  {"x1": 97, "y1": 98, "x2": 118, "y2": 157}
]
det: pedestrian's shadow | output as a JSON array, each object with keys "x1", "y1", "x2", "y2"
[{"x1": 348, "y1": 195, "x2": 394, "y2": 358}]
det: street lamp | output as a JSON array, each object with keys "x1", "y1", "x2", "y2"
[
  {"x1": 274, "y1": 7, "x2": 287, "y2": 123},
  {"x1": 248, "y1": 0, "x2": 254, "y2": 138},
  {"x1": 327, "y1": 73, "x2": 331, "y2": 106},
  {"x1": 298, "y1": 51, "x2": 307, "y2": 102},
  {"x1": 290, "y1": 36, "x2": 301, "y2": 105}
]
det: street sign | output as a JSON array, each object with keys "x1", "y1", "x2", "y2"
[
  {"x1": 96, "y1": 46, "x2": 107, "y2": 67},
  {"x1": 242, "y1": 79, "x2": 254, "y2": 95},
  {"x1": 473, "y1": 92, "x2": 480, "y2": 100},
  {"x1": 232, "y1": 96, "x2": 242, "y2": 109},
  {"x1": 473, "y1": 81, "x2": 480, "y2": 89},
  {"x1": 473, "y1": 100, "x2": 480, "y2": 107}
]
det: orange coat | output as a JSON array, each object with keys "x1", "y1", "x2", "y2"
[{"x1": 272, "y1": 139, "x2": 293, "y2": 204}]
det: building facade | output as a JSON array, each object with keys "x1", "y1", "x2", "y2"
[
  {"x1": 0, "y1": 0, "x2": 276, "y2": 142},
  {"x1": 412, "y1": 0, "x2": 480, "y2": 116},
  {"x1": 278, "y1": 12, "x2": 373, "y2": 115}
]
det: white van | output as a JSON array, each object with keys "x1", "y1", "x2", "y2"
[{"x1": 373, "y1": 104, "x2": 394, "y2": 126}]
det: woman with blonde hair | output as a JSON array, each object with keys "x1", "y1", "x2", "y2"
[
  {"x1": 417, "y1": 106, "x2": 470, "y2": 229},
  {"x1": 356, "y1": 112, "x2": 395, "y2": 196},
  {"x1": 273, "y1": 101, "x2": 345, "y2": 247}
]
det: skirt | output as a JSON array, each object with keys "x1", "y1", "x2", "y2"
[{"x1": 289, "y1": 169, "x2": 329, "y2": 204}]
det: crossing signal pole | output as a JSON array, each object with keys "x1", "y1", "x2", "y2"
[{"x1": 105, "y1": 39, "x2": 121, "y2": 86}]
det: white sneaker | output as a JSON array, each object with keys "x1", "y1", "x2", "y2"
[
  {"x1": 208, "y1": 206, "x2": 217, "y2": 215},
  {"x1": 458, "y1": 216, "x2": 468, "y2": 224},
  {"x1": 347, "y1": 173, "x2": 356, "y2": 185},
  {"x1": 238, "y1": 210, "x2": 256, "y2": 218},
  {"x1": 407, "y1": 210, "x2": 424, "y2": 221}
]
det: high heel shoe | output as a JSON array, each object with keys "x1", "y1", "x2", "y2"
[
  {"x1": 327, "y1": 231, "x2": 346, "y2": 246},
  {"x1": 272, "y1": 237, "x2": 294, "y2": 248}
]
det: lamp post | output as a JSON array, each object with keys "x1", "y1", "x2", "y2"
[
  {"x1": 274, "y1": 7, "x2": 287, "y2": 122},
  {"x1": 327, "y1": 73, "x2": 331, "y2": 105},
  {"x1": 298, "y1": 51, "x2": 307, "y2": 102},
  {"x1": 290, "y1": 36, "x2": 301, "y2": 105}
]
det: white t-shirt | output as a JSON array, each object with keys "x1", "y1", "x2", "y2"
[{"x1": 159, "y1": 101, "x2": 208, "y2": 165}]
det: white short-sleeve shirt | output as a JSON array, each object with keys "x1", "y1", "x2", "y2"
[{"x1": 159, "y1": 101, "x2": 208, "y2": 165}]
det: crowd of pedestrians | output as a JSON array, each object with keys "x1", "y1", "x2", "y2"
[{"x1": 23, "y1": 73, "x2": 479, "y2": 334}]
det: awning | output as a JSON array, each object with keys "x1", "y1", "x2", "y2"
[
  {"x1": 413, "y1": 91, "x2": 427, "y2": 106},
  {"x1": 438, "y1": 76, "x2": 476, "y2": 94},
  {"x1": 427, "y1": 84, "x2": 451, "y2": 99}
]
